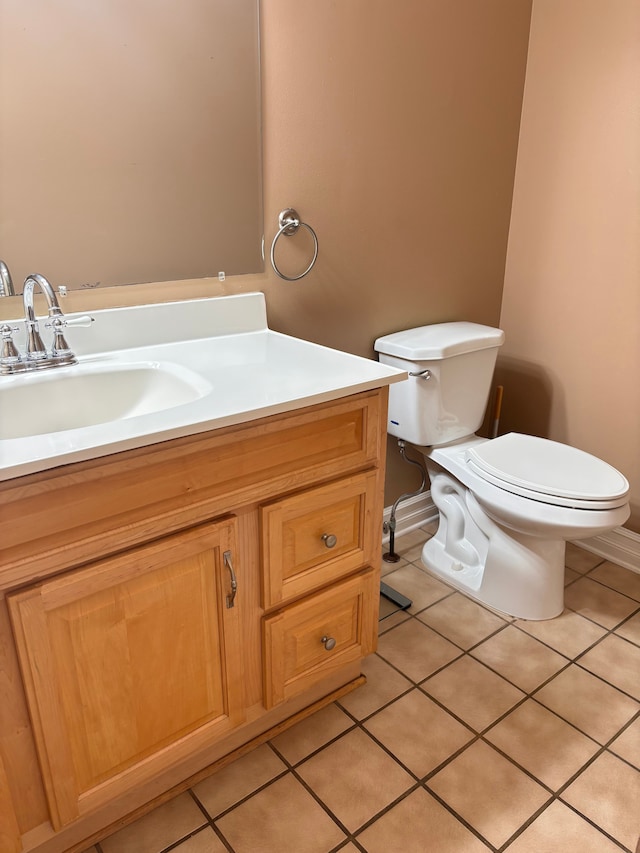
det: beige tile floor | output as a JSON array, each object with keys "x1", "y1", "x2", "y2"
[{"x1": 89, "y1": 529, "x2": 640, "y2": 853}]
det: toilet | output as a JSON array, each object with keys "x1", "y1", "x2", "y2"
[{"x1": 374, "y1": 322, "x2": 630, "y2": 620}]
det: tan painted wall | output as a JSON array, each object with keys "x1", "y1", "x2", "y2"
[
  {"x1": 498, "y1": 0, "x2": 640, "y2": 532},
  {"x1": 261, "y1": 0, "x2": 531, "y2": 500},
  {"x1": 1, "y1": 1, "x2": 532, "y2": 506}
]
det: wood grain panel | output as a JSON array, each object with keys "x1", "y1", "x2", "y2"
[
  {"x1": 0, "y1": 598, "x2": 50, "y2": 836},
  {"x1": 0, "y1": 753, "x2": 22, "y2": 853},
  {"x1": 7, "y1": 518, "x2": 244, "y2": 829}
]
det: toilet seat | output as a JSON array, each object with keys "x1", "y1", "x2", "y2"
[{"x1": 465, "y1": 433, "x2": 629, "y2": 510}]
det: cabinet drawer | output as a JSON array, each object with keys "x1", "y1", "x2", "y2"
[
  {"x1": 262, "y1": 569, "x2": 377, "y2": 709},
  {"x1": 261, "y1": 471, "x2": 379, "y2": 608}
]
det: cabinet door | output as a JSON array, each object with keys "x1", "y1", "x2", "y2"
[
  {"x1": 8, "y1": 517, "x2": 244, "y2": 830},
  {"x1": 261, "y1": 472, "x2": 379, "y2": 608},
  {"x1": 263, "y1": 569, "x2": 377, "y2": 709}
]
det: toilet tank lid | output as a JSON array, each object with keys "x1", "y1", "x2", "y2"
[{"x1": 374, "y1": 322, "x2": 505, "y2": 360}]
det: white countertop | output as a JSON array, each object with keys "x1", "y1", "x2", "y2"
[{"x1": 0, "y1": 293, "x2": 406, "y2": 480}]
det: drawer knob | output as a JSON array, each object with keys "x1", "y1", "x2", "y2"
[
  {"x1": 321, "y1": 635, "x2": 337, "y2": 651},
  {"x1": 321, "y1": 533, "x2": 338, "y2": 549}
]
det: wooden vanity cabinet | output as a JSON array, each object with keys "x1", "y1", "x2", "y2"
[
  {"x1": 7, "y1": 518, "x2": 244, "y2": 831},
  {"x1": 0, "y1": 389, "x2": 388, "y2": 853}
]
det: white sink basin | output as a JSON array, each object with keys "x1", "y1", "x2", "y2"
[{"x1": 0, "y1": 360, "x2": 211, "y2": 440}]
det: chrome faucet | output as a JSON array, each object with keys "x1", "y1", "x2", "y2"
[
  {"x1": 0, "y1": 260, "x2": 15, "y2": 297},
  {"x1": 0, "y1": 273, "x2": 93, "y2": 374},
  {"x1": 22, "y1": 273, "x2": 75, "y2": 363}
]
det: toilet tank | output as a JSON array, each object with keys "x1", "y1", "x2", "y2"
[{"x1": 374, "y1": 322, "x2": 505, "y2": 446}]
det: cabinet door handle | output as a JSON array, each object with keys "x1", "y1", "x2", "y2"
[
  {"x1": 321, "y1": 635, "x2": 337, "y2": 651},
  {"x1": 223, "y1": 550, "x2": 237, "y2": 609},
  {"x1": 321, "y1": 533, "x2": 338, "y2": 549}
]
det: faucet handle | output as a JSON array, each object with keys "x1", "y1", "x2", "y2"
[
  {"x1": 42, "y1": 314, "x2": 92, "y2": 365},
  {"x1": 0, "y1": 324, "x2": 24, "y2": 373},
  {"x1": 44, "y1": 315, "x2": 93, "y2": 356},
  {"x1": 1, "y1": 323, "x2": 21, "y2": 357},
  {"x1": 45, "y1": 314, "x2": 94, "y2": 329},
  {"x1": 65, "y1": 314, "x2": 94, "y2": 328},
  {"x1": 46, "y1": 316, "x2": 74, "y2": 358}
]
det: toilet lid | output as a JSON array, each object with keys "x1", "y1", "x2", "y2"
[{"x1": 466, "y1": 433, "x2": 629, "y2": 509}]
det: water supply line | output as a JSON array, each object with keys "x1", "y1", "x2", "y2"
[
  {"x1": 379, "y1": 440, "x2": 428, "y2": 613},
  {"x1": 491, "y1": 385, "x2": 504, "y2": 439},
  {"x1": 383, "y1": 440, "x2": 428, "y2": 562}
]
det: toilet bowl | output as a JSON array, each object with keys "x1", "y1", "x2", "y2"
[
  {"x1": 422, "y1": 434, "x2": 629, "y2": 619},
  {"x1": 375, "y1": 322, "x2": 630, "y2": 620}
]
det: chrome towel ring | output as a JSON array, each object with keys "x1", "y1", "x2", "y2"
[{"x1": 270, "y1": 208, "x2": 319, "y2": 281}]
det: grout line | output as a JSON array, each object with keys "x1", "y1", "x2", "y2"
[
  {"x1": 498, "y1": 795, "x2": 631, "y2": 853},
  {"x1": 570, "y1": 659, "x2": 640, "y2": 705},
  {"x1": 348, "y1": 785, "x2": 429, "y2": 847},
  {"x1": 184, "y1": 791, "x2": 234, "y2": 852},
  {"x1": 269, "y1": 745, "x2": 364, "y2": 845},
  {"x1": 335, "y1": 678, "x2": 417, "y2": 727},
  {"x1": 606, "y1": 709, "x2": 640, "y2": 772},
  {"x1": 330, "y1": 840, "x2": 367, "y2": 853},
  {"x1": 508, "y1": 615, "x2": 615, "y2": 661},
  {"x1": 611, "y1": 614, "x2": 640, "y2": 647},
  {"x1": 188, "y1": 762, "x2": 290, "y2": 824},
  {"x1": 552, "y1": 801, "x2": 634, "y2": 853},
  {"x1": 582, "y1": 565, "x2": 640, "y2": 601},
  {"x1": 416, "y1": 784, "x2": 502, "y2": 853},
  {"x1": 268, "y1": 719, "x2": 358, "y2": 769},
  {"x1": 526, "y1": 691, "x2": 610, "y2": 744},
  {"x1": 468, "y1": 644, "x2": 574, "y2": 690},
  {"x1": 376, "y1": 644, "x2": 466, "y2": 685},
  {"x1": 566, "y1": 557, "x2": 607, "y2": 574},
  {"x1": 563, "y1": 599, "x2": 640, "y2": 634},
  {"x1": 157, "y1": 823, "x2": 228, "y2": 853}
]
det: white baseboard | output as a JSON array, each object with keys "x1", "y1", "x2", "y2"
[
  {"x1": 577, "y1": 526, "x2": 640, "y2": 574},
  {"x1": 383, "y1": 490, "x2": 640, "y2": 575},
  {"x1": 382, "y1": 491, "x2": 438, "y2": 543}
]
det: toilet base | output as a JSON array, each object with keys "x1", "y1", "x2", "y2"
[{"x1": 423, "y1": 468, "x2": 565, "y2": 620}]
